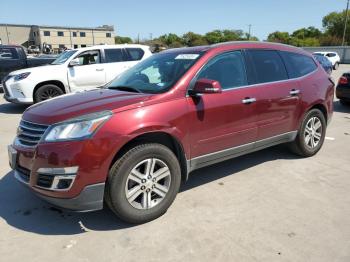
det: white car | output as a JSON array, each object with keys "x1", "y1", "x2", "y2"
[
  {"x1": 3, "y1": 44, "x2": 152, "y2": 104},
  {"x1": 313, "y1": 51, "x2": 340, "y2": 70}
]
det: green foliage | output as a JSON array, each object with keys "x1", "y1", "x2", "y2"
[
  {"x1": 114, "y1": 36, "x2": 133, "y2": 44},
  {"x1": 323, "y1": 10, "x2": 350, "y2": 45}
]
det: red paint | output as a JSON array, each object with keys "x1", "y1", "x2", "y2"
[{"x1": 14, "y1": 42, "x2": 334, "y2": 199}]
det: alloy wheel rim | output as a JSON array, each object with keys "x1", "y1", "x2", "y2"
[
  {"x1": 125, "y1": 158, "x2": 171, "y2": 210},
  {"x1": 304, "y1": 116, "x2": 322, "y2": 149},
  {"x1": 41, "y1": 88, "x2": 60, "y2": 100}
]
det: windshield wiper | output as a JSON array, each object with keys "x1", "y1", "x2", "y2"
[{"x1": 108, "y1": 86, "x2": 142, "y2": 93}]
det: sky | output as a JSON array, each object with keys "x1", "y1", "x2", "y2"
[{"x1": 0, "y1": 0, "x2": 347, "y2": 41}]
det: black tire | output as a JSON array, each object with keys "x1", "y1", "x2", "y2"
[
  {"x1": 289, "y1": 109, "x2": 326, "y2": 157},
  {"x1": 333, "y1": 62, "x2": 339, "y2": 70},
  {"x1": 105, "y1": 143, "x2": 181, "y2": 224},
  {"x1": 34, "y1": 84, "x2": 64, "y2": 103},
  {"x1": 339, "y1": 99, "x2": 350, "y2": 106}
]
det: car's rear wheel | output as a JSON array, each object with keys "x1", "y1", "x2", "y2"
[
  {"x1": 105, "y1": 143, "x2": 181, "y2": 224},
  {"x1": 34, "y1": 84, "x2": 64, "y2": 103},
  {"x1": 289, "y1": 109, "x2": 326, "y2": 157},
  {"x1": 333, "y1": 62, "x2": 339, "y2": 70},
  {"x1": 339, "y1": 99, "x2": 350, "y2": 106}
]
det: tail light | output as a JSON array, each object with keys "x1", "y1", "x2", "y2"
[{"x1": 338, "y1": 76, "x2": 348, "y2": 85}]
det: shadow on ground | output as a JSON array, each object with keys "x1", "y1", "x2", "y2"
[
  {"x1": 333, "y1": 100, "x2": 350, "y2": 113},
  {"x1": 0, "y1": 102, "x2": 29, "y2": 114},
  {"x1": 0, "y1": 145, "x2": 298, "y2": 235}
]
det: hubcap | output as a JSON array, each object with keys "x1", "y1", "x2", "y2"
[
  {"x1": 304, "y1": 117, "x2": 322, "y2": 149},
  {"x1": 125, "y1": 158, "x2": 171, "y2": 210}
]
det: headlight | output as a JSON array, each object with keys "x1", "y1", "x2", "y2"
[
  {"x1": 44, "y1": 111, "x2": 112, "y2": 142},
  {"x1": 14, "y1": 72, "x2": 31, "y2": 82}
]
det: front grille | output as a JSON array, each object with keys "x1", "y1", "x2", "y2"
[
  {"x1": 17, "y1": 120, "x2": 49, "y2": 147},
  {"x1": 36, "y1": 174, "x2": 54, "y2": 188},
  {"x1": 16, "y1": 165, "x2": 30, "y2": 183}
]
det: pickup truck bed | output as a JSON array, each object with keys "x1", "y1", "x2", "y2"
[{"x1": 0, "y1": 45, "x2": 56, "y2": 91}]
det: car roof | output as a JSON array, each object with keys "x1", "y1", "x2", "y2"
[
  {"x1": 162, "y1": 41, "x2": 310, "y2": 56},
  {"x1": 73, "y1": 44, "x2": 150, "y2": 51}
]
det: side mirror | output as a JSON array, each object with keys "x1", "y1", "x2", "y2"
[
  {"x1": 189, "y1": 78, "x2": 222, "y2": 96},
  {"x1": 69, "y1": 58, "x2": 80, "y2": 67}
]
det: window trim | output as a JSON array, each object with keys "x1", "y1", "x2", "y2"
[
  {"x1": 43, "y1": 31, "x2": 50, "y2": 36},
  {"x1": 80, "y1": 32, "x2": 86, "y2": 37},
  {"x1": 186, "y1": 49, "x2": 320, "y2": 96},
  {"x1": 57, "y1": 31, "x2": 64, "y2": 37}
]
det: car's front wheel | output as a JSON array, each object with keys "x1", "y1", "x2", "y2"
[
  {"x1": 289, "y1": 109, "x2": 326, "y2": 157},
  {"x1": 34, "y1": 84, "x2": 64, "y2": 103},
  {"x1": 106, "y1": 143, "x2": 181, "y2": 224}
]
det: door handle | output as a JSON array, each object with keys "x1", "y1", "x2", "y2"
[
  {"x1": 242, "y1": 97, "x2": 256, "y2": 104},
  {"x1": 96, "y1": 68, "x2": 104, "y2": 71},
  {"x1": 290, "y1": 89, "x2": 300, "y2": 96}
]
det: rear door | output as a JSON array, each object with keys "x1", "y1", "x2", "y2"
[
  {"x1": 67, "y1": 49, "x2": 106, "y2": 92},
  {"x1": 245, "y1": 49, "x2": 301, "y2": 141},
  {"x1": 0, "y1": 47, "x2": 26, "y2": 83},
  {"x1": 187, "y1": 51, "x2": 258, "y2": 164},
  {"x1": 102, "y1": 48, "x2": 129, "y2": 83}
]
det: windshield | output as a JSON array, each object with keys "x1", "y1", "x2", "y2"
[
  {"x1": 107, "y1": 51, "x2": 203, "y2": 94},
  {"x1": 51, "y1": 50, "x2": 77, "y2": 65}
]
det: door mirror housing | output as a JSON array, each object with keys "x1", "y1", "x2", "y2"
[
  {"x1": 189, "y1": 78, "x2": 222, "y2": 96},
  {"x1": 69, "y1": 58, "x2": 80, "y2": 67}
]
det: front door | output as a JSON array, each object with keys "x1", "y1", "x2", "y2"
[
  {"x1": 68, "y1": 49, "x2": 106, "y2": 92},
  {"x1": 187, "y1": 51, "x2": 258, "y2": 167}
]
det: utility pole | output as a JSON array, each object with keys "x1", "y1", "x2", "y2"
[
  {"x1": 248, "y1": 24, "x2": 252, "y2": 40},
  {"x1": 342, "y1": 0, "x2": 350, "y2": 46},
  {"x1": 5, "y1": 24, "x2": 10, "y2": 44}
]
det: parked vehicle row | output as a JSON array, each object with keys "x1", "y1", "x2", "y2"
[
  {"x1": 313, "y1": 51, "x2": 340, "y2": 70},
  {"x1": 0, "y1": 45, "x2": 56, "y2": 91},
  {"x1": 313, "y1": 53, "x2": 332, "y2": 75},
  {"x1": 8, "y1": 41, "x2": 334, "y2": 223},
  {"x1": 2, "y1": 44, "x2": 152, "y2": 104}
]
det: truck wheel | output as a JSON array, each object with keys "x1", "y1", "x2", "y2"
[
  {"x1": 289, "y1": 109, "x2": 326, "y2": 157},
  {"x1": 105, "y1": 143, "x2": 181, "y2": 224},
  {"x1": 333, "y1": 62, "x2": 339, "y2": 70},
  {"x1": 34, "y1": 84, "x2": 64, "y2": 103}
]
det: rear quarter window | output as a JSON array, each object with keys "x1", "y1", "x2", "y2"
[{"x1": 281, "y1": 52, "x2": 318, "y2": 78}]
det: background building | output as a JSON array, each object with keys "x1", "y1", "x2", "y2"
[{"x1": 0, "y1": 23, "x2": 115, "y2": 52}]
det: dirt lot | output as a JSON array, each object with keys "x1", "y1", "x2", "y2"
[{"x1": 0, "y1": 66, "x2": 349, "y2": 262}]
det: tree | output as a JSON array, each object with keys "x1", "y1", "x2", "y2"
[
  {"x1": 267, "y1": 31, "x2": 291, "y2": 44},
  {"x1": 114, "y1": 36, "x2": 133, "y2": 44},
  {"x1": 291, "y1": 26, "x2": 322, "y2": 39},
  {"x1": 205, "y1": 30, "x2": 224, "y2": 44},
  {"x1": 182, "y1": 32, "x2": 208, "y2": 46},
  {"x1": 323, "y1": 10, "x2": 350, "y2": 45},
  {"x1": 157, "y1": 33, "x2": 182, "y2": 47}
]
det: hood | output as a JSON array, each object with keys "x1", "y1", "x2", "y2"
[
  {"x1": 23, "y1": 89, "x2": 152, "y2": 124},
  {"x1": 9, "y1": 64, "x2": 63, "y2": 76}
]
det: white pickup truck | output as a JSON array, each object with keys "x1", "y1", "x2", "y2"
[{"x1": 3, "y1": 44, "x2": 152, "y2": 104}]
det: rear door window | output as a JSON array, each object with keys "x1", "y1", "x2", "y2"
[
  {"x1": 0, "y1": 48, "x2": 19, "y2": 59},
  {"x1": 197, "y1": 51, "x2": 248, "y2": 90},
  {"x1": 125, "y1": 48, "x2": 145, "y2": 61},
  {"x1": 104, "y1": 48, "x2": 124, "y2": 63},
  {"x1": 247, "y1": 50, "x2": 288, "y2": 84},
  {"x1": 281, "y1": 52, "x2": 317, "y2": 78}
]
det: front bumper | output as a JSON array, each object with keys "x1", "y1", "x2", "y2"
[
  {"x1": 15, "y1": 169, "x2": 105, "y2": 211},
  {"x1": 3, "y1": 78, "x2": 34, "y2": 104}
]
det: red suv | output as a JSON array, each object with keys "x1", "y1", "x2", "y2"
[{"x1": 8, "y1": 42, "x2": 334, "y2": 223}]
